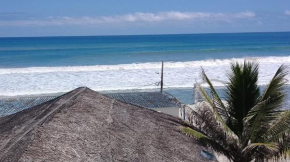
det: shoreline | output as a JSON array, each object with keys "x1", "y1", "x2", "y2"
[
  {"x1": 0, "y1": 83, "x2": 290, "y2": 97},
  {"x1": 1, "y1": 85, "x2": 289, "y2": 106}
]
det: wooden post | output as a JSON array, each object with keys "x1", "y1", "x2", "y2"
[{"x1": 160, "y1": 61, "x2": 164, "y2": 93}]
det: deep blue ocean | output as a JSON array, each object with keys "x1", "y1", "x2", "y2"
[{"x1": 0, "y1": 32, "x2": 290, "y2": 105}]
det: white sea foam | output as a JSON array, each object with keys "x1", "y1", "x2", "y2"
[{"x1": 0, "y1": 56, "x2": 289, "y2": 96}]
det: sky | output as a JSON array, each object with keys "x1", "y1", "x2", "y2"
[{"x1": 0, "y1": 0, "x2": 290, "y2": 37}]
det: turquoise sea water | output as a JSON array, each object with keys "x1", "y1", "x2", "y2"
[
  {"x1": 0, "y1": 32, "x2": 290, "y2": 68},
  {"x1": 0, "y1": 32, "x2": 290, "y2": 105}
]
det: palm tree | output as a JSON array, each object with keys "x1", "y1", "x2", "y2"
[{"x1": 183, "y1": 61, "x2": 290, "y2": 162}]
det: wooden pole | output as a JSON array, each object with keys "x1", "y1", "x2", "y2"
[{"x1": 160, "y1": 61, "x2": 164, "y2": 93}]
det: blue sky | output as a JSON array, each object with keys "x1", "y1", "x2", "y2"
[{"x1": 0, "y1": 0, "x2": 290, "y2": 37}]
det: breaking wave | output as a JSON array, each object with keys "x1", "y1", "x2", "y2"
[{"x1": 0, "y1": 56, "x2": 289, "y2": 96}]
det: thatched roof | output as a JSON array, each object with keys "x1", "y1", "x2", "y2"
[
  {"x1": 105, "y1": 92, "x2": 181, "y2": 108},
  {"x1": 0, "y1": 87, "x2": 213, "y2": 162}
]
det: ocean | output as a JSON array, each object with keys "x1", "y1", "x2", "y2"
[{"x1": 0, "y1": 32, "x2": 290, "y2": 104}]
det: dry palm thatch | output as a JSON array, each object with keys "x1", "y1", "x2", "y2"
[
  {"x1": 183, "y1": 61, "x2": 290, "y2": 162},
  {"x1": 0, "y1": 87, "x2": 214, "y2": 162}
]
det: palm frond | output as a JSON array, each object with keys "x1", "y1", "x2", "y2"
[
  {"x1": 242, "y1": 142, "x2": 280, "y2": 161},
  {"x1": 201, "y1": 68, "x2": 229, "y2": 119},
  {"x1": 245, "y1": 65, "x2": 288, "y2": 143},
  {"x1": 263, "y1": 111, "x2": 290, "y2": 142},
  {"x1": 182, "y1": 127, "x2": 234, "y2": 160},
  {"x1": 198, "y1": 79, "x2": 237, "y2": 138},
  {"x1": 200, "y1": 68, "x2": 238, "y2": 135},
  {"x1": 244, "y1": 98, "x2": 282, "y2": 143},
  {"x1": 226, "y1": 61, "x2": 260, "y2": 137},
  {"x1": 275, "y1": 137, "x2": 290, "y2": 161},
  {"x1": 194, "y1": 103, "x2": 239, "y2": 144},
  {"x1": 259, "y1": 65, "x2": 288, "y2": 102},
  {"x1": 183, "y1": 127, "x2": 210, "y2": 139}
]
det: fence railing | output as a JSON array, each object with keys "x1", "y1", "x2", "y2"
[{"x1": 0, "y1": 96, "x2": 57, "y2": 117}]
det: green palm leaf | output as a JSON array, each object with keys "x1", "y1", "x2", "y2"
[
  {"x1": 242, "y1": 142, "x2": 280, "y2": 161},
  {"x1": 226, "y1": 61, "x2": 260, "y2": 138},
  {"x1": 184, "y1": 61, "x2": 289, "y2": 162},
  {"x1": 201, "y1": 68, "x2": 229, "y2": 119},
  {"x1": 199, "y1": 69, "x2": 237, "y2": 138},
  {"x1": 264, "y1": 111, "x2": 290, "y2": 142},
  {"x1": 245, "y1": 65, "x2": 288, "y2": 142},
  {"x1": 182, "y1": 127, "x2": 233, "y2": 160}
]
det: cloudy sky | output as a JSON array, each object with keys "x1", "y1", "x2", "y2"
[{"x1": 0, "y1": 0, "x2": 290, "y2": 37}]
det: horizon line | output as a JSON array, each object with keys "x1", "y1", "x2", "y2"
[{"x1": 0, "y1": 31, "x2": 290, "y2": 39}]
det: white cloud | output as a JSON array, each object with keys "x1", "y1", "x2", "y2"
[
  {"x1": 285, "y1": 10, "x2": 290, "y2": 16},
  {"x1": 0, "y1": 11, "x2": 255, "y2": 26}
]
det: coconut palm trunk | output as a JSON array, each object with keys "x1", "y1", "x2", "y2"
[{"x1": 183, "y1": 61, "x2": 290, "y2": 162}]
